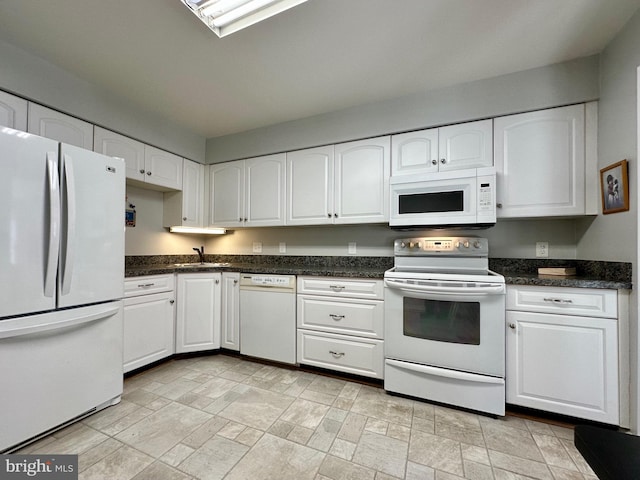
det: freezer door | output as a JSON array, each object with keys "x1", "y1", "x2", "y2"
[
  {"x1": 0, "y1": 301, "x2": 123, "y2": 452},
  {"x1": 0, "y1": 129, "x2": 60, "y2": 317},
  {"x1": 58, "y1": 144, "x2": 125, "y2": 308}
]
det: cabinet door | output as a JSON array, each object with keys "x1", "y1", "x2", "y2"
[
  {"x1": 0, "y1": 91, "x2": 27, "y2": 131},
  {"x1": 334, "y1": 136, "x2": 390, "y2": 224},
  {"x1": 28, "y1": 103, "x2": 93, "y2": 149},
  {"x1": 506, "y1": 310, "x2": 619, "y2": 424},
  {"x1": 123, "y1": 291, "x2": 175, "y2": 373},
  {"x1": 438, "y1": 119, "x2": 492, "y2": 172},
  {"x1": 391, "y1": 128, "x2": 438, "y2": 176},
  {"x1": 208, "y1": 160, "x2": 245, "y2": 227},
  {"x1": 176, "y1": 273, "x2": 221, "y2": 353},
  {"x1": 494, "y1": 104, "x2": 585, "y2": 217},
  {"x1": 94, "y1": 126, "x2": 145, "y2": 182},
  {"x1": 221, "y1": 272, "x2": 240, "y2": 351},
  {"x1": 245, "y1": 153, "x2": 286, "y2": 226},
  {"x1": 286, "y1": 146, "x2": 334, "y2": 225},
  {"x1": 181, "y1": 159, "x2": 204, "y2": 227},
  {"x1": 143, "y1": 145, "x2": 183, "y2": 190}
]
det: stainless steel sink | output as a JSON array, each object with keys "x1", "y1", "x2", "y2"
[{"x1": 173, "y1": 262, "x2": 231, "y2": 268}]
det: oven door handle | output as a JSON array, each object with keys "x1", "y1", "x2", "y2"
[
  {"x1": 385, "y1": 359, "x2": 504, "y2": 385},
  {"x1": 384, "y1": 279, "x2": 505, "y2": 296}
]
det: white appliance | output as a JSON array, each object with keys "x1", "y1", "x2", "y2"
[
  {"x1": 0, "y1": 128, "x2": 125, "y2": 452},
  {"x1": 239, "y1": 274, "x2": 296, "y2": 364},
  {"x1": 389, "y1": 167, "x2": 496, "y2": 229},
  {"x1": 384, "y1": 237, "x2": 506, "y2": 416}
]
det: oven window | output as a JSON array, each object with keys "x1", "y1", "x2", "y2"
[
  {"x1": 398, "y1": 191, "x2": 464, "y2": 214},
  {"x1": 403, "y1": 297, "x2": 480, "y2": 345}
]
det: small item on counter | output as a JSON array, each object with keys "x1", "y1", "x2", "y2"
[{"x1": 537, "y1": 267, "x2": 576, "y2": 276}]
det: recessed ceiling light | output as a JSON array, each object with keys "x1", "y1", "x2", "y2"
[{"x1": 181, "y1": 0, "x2": 309, "y2": 38}]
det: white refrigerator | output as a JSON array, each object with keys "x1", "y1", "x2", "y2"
[{"x1": 0, "y1": 128, "x2": 125, "y2": 452}]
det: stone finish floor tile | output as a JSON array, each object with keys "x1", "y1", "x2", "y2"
[{"x1": 14, "y1": 354, "x2": 597, "y2": 480}]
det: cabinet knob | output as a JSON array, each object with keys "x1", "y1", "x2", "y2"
[
  {"x1": 431, "y1": 159, "x2": 437, "y2": 165},
  {"x1": 509, "y1": 323, "x2": 515, "y2": 329},
  {"x1": 239, "y1": 217, "x2": 243, "y2": 222},
  {"x1": 146, "y1": 171, "x2": 152, "y2": 176},
  {"x1": 327, "y1": 213, "x2": 332, "y2": 218},
  {"x1": 233, "y1": 280, "x2": 238, "y2": 285},
  {"x1": 170, "y1": 300, "x2": 175, "y2": 304},
  {"x1": 183, "y1": 217, "x2": 187, "y2": 221},
  {"x1": 440, "y1": 158, "x2": 446, "y2": 164},
  {"x1": 497, "y1": 203, "x2": 503, "y2": 209},
  {"x1": 334, "y1": 213, "x2": 338, "y2": 218},
  {"x1": 139, "y1": 169, "x2": 145, "y2": 174}
]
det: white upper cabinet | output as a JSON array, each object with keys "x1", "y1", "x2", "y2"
[
  {"x1": 164, "y1": 158, "x2": 204, "y2": 228},
  {"x1": 494, "y1": 103, "x2": 596, "y2": 218},
  {"x1": 207, "y1": 154, "x2": 286, "y2": 228},
  {"x1": 0, "y1": 91, "x2": 27, "y2": 131},
  {"x1": 143, "y1": 145, "x2": 183, "y2": 191},
  {"x1": 95, "y1": 127, "x2": 183, "y2": 191},
  {"x1": 286, "y1": 145, "x2": 335, "y2": 225},
  {"x1": 334, "y1": 137, "x2": 390, "y2": 224},
  {"x1": 94, "y1": 126, "x2": 145, "y2": 181},
  {"x1": 245, "y1": 154, "x2": 286, "y2": 226},
  {"x1": 287, "y1": 137, "x2": 390, "y2": 226},
  {"x1": 208, "y1": 160, "x2": 245, "y2": 228},
  {"x1": 27, "y1": 103, "x2": 93, "y2": 149},
  {"x1": 391, "y1": 119, "x2": 492, "y2": 176}
]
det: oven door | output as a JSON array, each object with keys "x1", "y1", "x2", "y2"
[{"x1": 384, "y1": 277, "x2": 505, "y2": 377}]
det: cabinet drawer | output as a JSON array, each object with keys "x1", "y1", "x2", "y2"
[
  {"x1": 297, "y1": 330, "x2": 384, "y2": 379},
  {"x1": 297, "y1": 276, "x2": 383, "y2": 299},
  {"x1": 506, "y1": 285, "x2": 617, "y2": 318},
  {"x1": 297, "y1": 295, "x2": 383, "y2": 338},
  {"x1": 124, "y1": 274, "x2": 175, "y2": 297}
]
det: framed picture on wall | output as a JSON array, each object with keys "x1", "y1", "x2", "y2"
[{"x1": 600, "y1": 159, "x2": 629, "y2": 214}]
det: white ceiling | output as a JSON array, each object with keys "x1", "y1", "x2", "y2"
[{"x1": 0, "y1": 0, "x2": 639, "y2": 139}]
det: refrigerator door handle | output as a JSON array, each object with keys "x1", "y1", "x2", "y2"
[
  {"x1": 0, "y1": 304, "x2": 120, "y2": 339},
  {"x1": 60, "y1": 154, "x2": 77, "y2": 296},
  {"x1": 44, "y1": 152, "x2": 60, "y2": 298}
]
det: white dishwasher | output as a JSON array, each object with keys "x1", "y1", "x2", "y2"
[{"x1": 239, "y1": 274, "x2": 296, "y2": 364}]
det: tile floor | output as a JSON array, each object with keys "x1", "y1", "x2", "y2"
[{"x1": 19, "y1": 354, "x2": 598, "y2": 479}]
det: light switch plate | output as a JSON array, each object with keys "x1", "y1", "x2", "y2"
[
  {"x1": 348, "y1": 242, "x2": 357, "y2": 254},
  {"x1": 252, "y1": 242, "x2": 262, "y2": 253},
  {"x1": 279, "y1": 242, "x2": 286, "y2": 253}
]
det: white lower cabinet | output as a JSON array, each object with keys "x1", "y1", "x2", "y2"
[
  {"x1": 297, "y1": 276, "x2": 384, "y2": 379},
  {"x1": 176, "y1": 273, "x2": 221, "y2": 353},
  {"x1": 123, "y1": 275, "x2": 175, "y2": 373},
  {"x1": 221, "y1": 272, "x2": 240, "y2": 351},
  {"x1": 506, "y1": 285, "x2": 624, "y2": 425}
]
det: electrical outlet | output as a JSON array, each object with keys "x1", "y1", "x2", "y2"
[
  {"x1": 348, "y1": 242, "x2": 357, "y2": 254},
  {"x1": 252, "y1": 242, "x2": 262, "y2": 253},
  {"x1": 536, "y1": 241, "x2": 549, "y2": 258},
  {"x1": 279, "y1": 242, "x2": 286, "y2": 253}
]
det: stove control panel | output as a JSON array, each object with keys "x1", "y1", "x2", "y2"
[{"x1": 394, "y1": 237, "x2": 488, "y2": 256}]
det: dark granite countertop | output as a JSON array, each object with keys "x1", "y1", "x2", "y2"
[{"x1": 125, "y1": 255, "x2": 633, "y2": 290}]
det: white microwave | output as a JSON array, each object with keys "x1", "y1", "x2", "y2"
[{"x1": 389, "y1": 167, "x2": 496, "y2": 229}]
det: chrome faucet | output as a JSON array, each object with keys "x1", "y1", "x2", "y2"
[{"x1": 193, "y1": 245, "x2": 205, "y2": 263}]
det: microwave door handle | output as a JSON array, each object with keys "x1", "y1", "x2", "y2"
[{"x1": 384, "y1": 279, "x2": 504, "y2": 296}]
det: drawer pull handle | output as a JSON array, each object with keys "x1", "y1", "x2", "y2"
[
  {"x1": 543, "y1": 297, "x2": 573, "y2": 304},
  {"x1": 329, "y1": 314, "x2": 345, "y2": 321},
  {"x1": 137, "y1": 283, "x2": 155, "y2": 288},
  {"x1": 329, "y1": 285, "x2": 345, "y2": 291},
  {"x1": 329, "y1": 350, "x2": 345, "y2": 358}
]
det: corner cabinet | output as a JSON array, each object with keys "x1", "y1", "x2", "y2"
[
  {"x1": 506, "y1": 285, "x2": 629, "y2": 426},
  {"x1": 391, "y1": 119, "x2": 492, "y2": 176},
  {"x1": 297, "y1": 276, "x2": 385, "y2": 379},
  {"x1": 207, "y1": 153, "x2": 286, "y2": 228},
  {"x1": 175, "y1": 273, "x2": 221, "y2": 353},
  {"x1": 494, "y1": 103, "x2": 597, "y2": 218},
  {"x1": 123, "y1": 275, "x2": 176, "y2": 373},
  {"x1": 163, "y1": 158, "x2": 204, "y2": 228},
  {"x1": 221, "y1": 272, "x2": 240, "y2": 351},
  {"x1": 287, "y1": 137, "x2": 390, "y2": 225}
]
